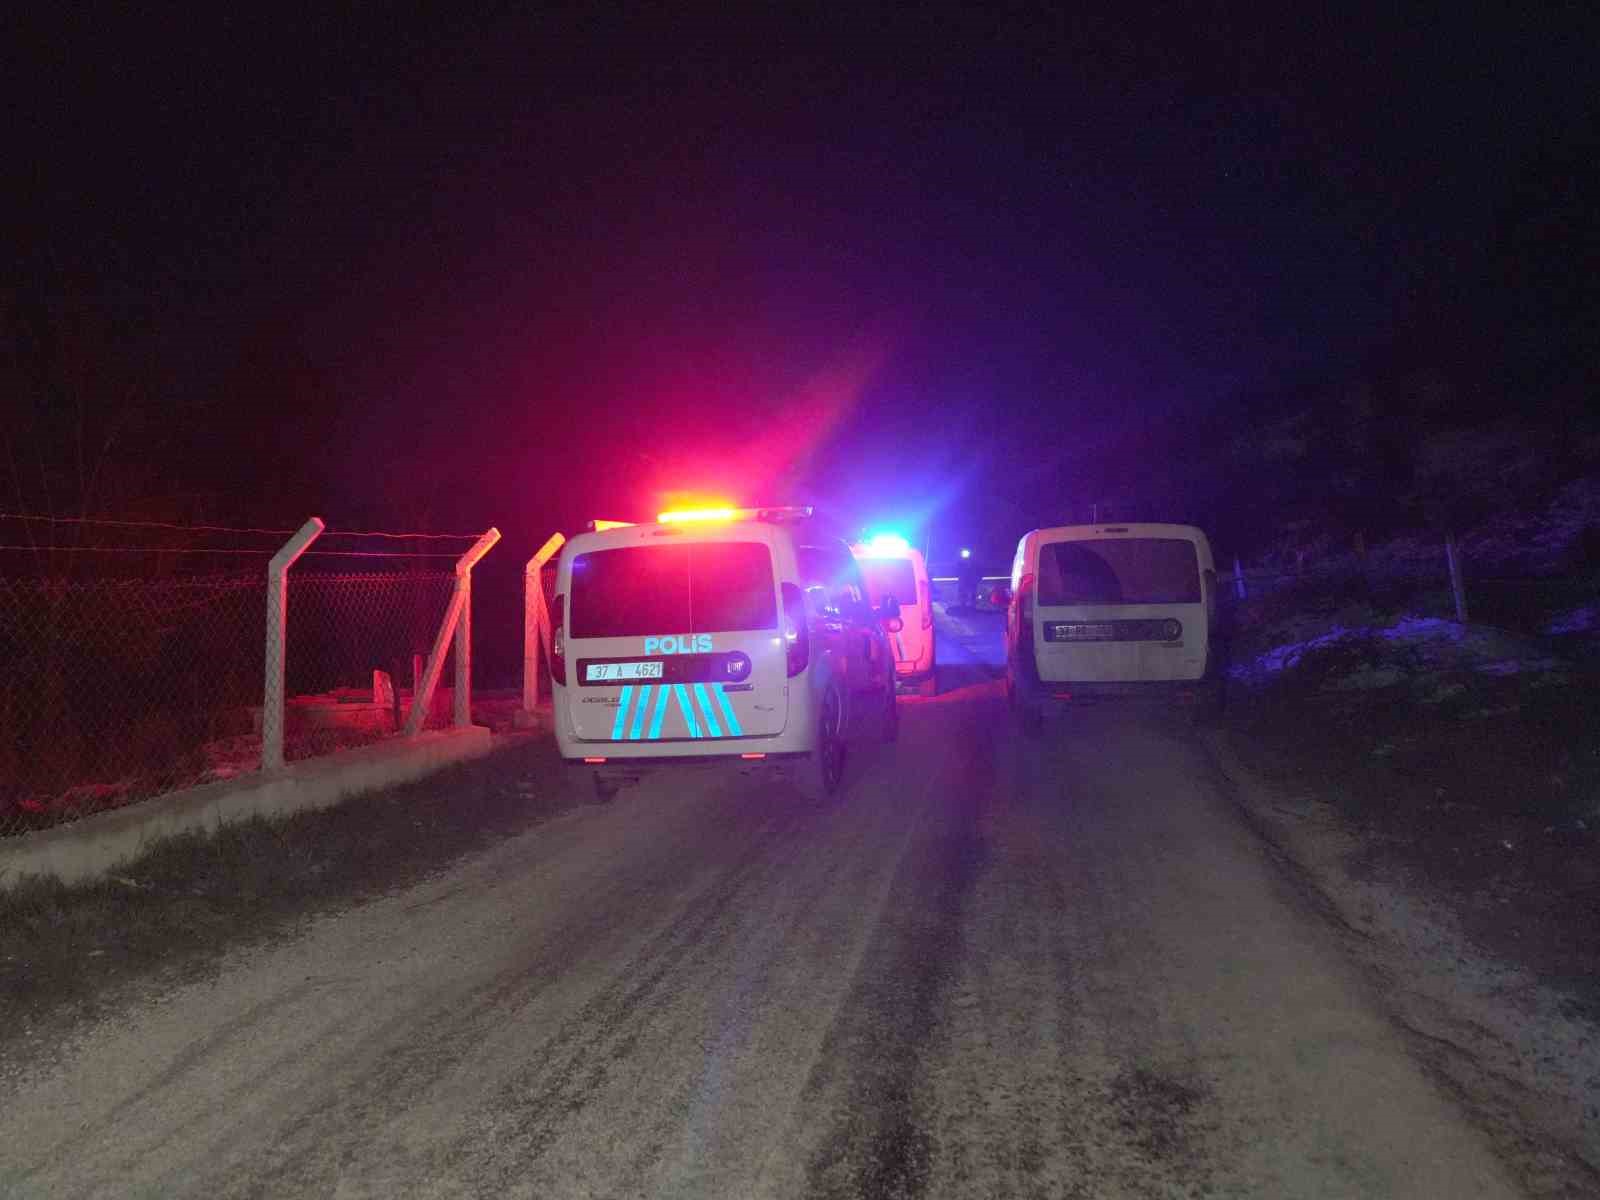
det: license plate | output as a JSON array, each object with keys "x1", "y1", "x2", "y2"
[
  {"x1": 585, "y1": 661, "x2": 664, "y2": 682},
  {"x1": 1052, "y1": 623, "x2": 1116, "y2": 641}
]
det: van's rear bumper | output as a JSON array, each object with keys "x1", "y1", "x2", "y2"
[
  {"x1": 1011, "y1": 648, "x2": 1217, "y2": 709},
  {"x1": 570, "y1": 753, "x2": 809, "y2": 789}
]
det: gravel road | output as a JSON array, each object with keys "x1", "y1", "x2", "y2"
[{"x1": 0, "y1": 613, "x2": 1523, "y2": 1198}]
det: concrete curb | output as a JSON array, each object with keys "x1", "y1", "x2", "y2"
[{"x1": 0, "y1": 727, "x2": 497, "y2": 890}]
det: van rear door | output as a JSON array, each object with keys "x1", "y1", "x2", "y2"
[
  {"x1": 856, "y1": 553, "x2": 926, "y2": 671},
  {"x1": 564, "y1": 540, "x2": 787, "y2": 742},
  {"x1": 1032, "y1": 535, "x2": 1208, "y2": 683}
]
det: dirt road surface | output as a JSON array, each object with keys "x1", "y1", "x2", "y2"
[{"x1": 0, "y1": 613, "x2": 1524, "y2": 1198}]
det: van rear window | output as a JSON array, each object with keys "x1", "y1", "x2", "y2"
[
  {"x1": 857, "y1": 559, "x2": 917, "y2": 606},
  {"x1": 1037, "y1": 539, "x2": 1200, "y2": 606},
  {"x1": 569, "y1": 543, "x2": 777, "y2": 638}
]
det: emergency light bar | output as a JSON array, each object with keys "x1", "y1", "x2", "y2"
[
  {"x1": 656, "y1": 506, "x2": 815, "y2": 524},
  {"x1": 658, "y1": 507, "x2": 738, "y2": 524}
]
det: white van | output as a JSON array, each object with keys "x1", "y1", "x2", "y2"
[
  {"x1": 552, "y1": 507, "x2": 901, "y2": 800},
  {"x1": 850, "y1": 536, "x2": 936, "y2": 694},
  {"x1": 1005, "y1": 523, "x2": 1218, "y2": 732}
]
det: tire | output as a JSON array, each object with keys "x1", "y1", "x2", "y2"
[
  {"x1": 880, "y1": 680, "x2": 899, "y2": 742},
  {"x1": 1011, "y1": 655, "x2": 1044, "y2": 738},
  {"x1": 795, "y1": 689, "x2": 847, "y2": 800},
  {"x1": 590, "y1": 771, "x2": 620, "y2": 804}
]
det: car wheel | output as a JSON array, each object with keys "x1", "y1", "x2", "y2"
[
  {"x1": 796, "y1": 690, "x2": 847, "y2": 800},
  {"x1": 880, "y1": 680, "x2": 899, "y2": 742}
]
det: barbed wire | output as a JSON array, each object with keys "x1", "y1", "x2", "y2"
[
  {"x1": 320, "y1": 529, "x2": 486, "y2": 540},
  {"x1": 0, "y1": 544, "x2": 464, "y2": 558},
  {"x1": 301, "y1": 549, "x2": 467, "y2": 558},
  {"x1": 0, "y1": 513, "x2": 487, "y2": 539},
  {"x1": 0, "y1": 513, "x2": 298, "y2": 535}
]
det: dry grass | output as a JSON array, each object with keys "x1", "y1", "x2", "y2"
[{"x1": 1225, "y1": 643, "x2": 1600, "y2": 1014}]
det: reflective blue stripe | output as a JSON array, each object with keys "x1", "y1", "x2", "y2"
[
  {"x1": 691, "y1": 683, "x2": 722, "y2": 736},
  {"x1": 611, "y1": 686, "x2": 633, "y2": 740},
  {"x1": 672, "y1": 685, "x2": 701, "y2": 737},
  {"x1": 711, "y1": 683, "x2": 743, "y2": 736},
  {"x1": 647, "y1": 685, "x2": 670, "y2": 739},
  {"x1": 628, "y1": 685, "x2": 652, "y2": 739}
]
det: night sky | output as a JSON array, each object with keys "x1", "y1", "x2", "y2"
[{"x1": 11, "y1": 6, "x2": 1599, "y2": 561}]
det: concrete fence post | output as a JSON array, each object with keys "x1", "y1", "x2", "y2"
[
  {"x1": 262, "y1": 517, "x2": 324, "y2": 770},
  {"x1": 403, "y1": 527, "x2": 498, "y2": 736},
  {"x1": 520, "y1": 533, "x2": 566, "y2": 723},
  {"x1": 453, "y1": 528, "x2": 501, "y2": 728}
]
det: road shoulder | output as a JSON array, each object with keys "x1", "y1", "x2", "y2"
[{"x1": 1201, "y1": 725, "x2": 1600, "y2": 1198}]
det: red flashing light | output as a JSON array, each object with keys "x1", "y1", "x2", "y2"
[
  {"x1": 583, "y1": 757, "x2": 607, "y2": 764},
  {"x1": 740, "y1": 753, "x2": 767, "y2": 760}
]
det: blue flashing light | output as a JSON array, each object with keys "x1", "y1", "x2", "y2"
[
  {"x1": 866, "y1": 532, "x2": 910, "y2": 555},
  {"x1": 959, "y1": 547, "x2": 972, "y2": 559}
]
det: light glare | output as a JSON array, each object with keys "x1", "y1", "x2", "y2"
[{"x1": 658, "y1": 507, "x2": 738, "y2": 524}]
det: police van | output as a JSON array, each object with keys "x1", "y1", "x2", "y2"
[
  {"x1": 552, "y1": 507, "x2": 901, "y2": 801},
  {"x1": 1006, "y1": 523, "x2": 1219, "y2": 733},
  {"x1": 850, "y1": 535, "x2": 936, "y2": 694}
]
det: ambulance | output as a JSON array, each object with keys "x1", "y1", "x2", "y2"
[
  {"x1": 551, "y1": 507, "x2": 902, "y2": 801},
  {"x1": 1006, "y1": 523, "x2": 1219, "y2": 733},
  {"x1": 849, "y1": 535, "x2": 936, "y2": 695}
]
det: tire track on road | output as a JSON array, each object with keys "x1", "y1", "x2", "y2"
[{"x1": 798, "y1": 703, "x2": 997, "y2": 1200}]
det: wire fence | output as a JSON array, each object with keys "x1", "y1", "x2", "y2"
[
  {"x1": 1214, "y1": 546, "x2": 1600, "y2": 648},
  {"x1": 281, "y1": 570, "x2": 457, "y2": 761},
  {"x1": 0, "y1": 515, "x2": 493, "y2": 839},
  {"x1": 0, "y1": 572, "x2": 266, "y2": 836}
]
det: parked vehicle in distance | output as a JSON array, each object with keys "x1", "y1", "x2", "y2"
[
  {"x1": 850, "y1": 534, "x2": 936, "y2": 695},
  {"x1": 551, "y1": 506, "x2": 900, "y2": 801},
  {"x1": 1006, "y1": 523, "x2": 1219, "y2": 734}
]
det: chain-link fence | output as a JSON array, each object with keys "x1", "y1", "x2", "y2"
[
  {"x1": 2, "y1": 518, "x2": 499, "y2": 838},
  {"x1": 0, "y1": 572, "x2": 266, "y2": 836},
  {"x1": 281, "y1": 570, "x2": 457, "y2": 761}
]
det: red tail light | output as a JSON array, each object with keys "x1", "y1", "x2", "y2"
[
  {"x1": 550, "y1": 593, "x2": 566, "y2": 686},
  {"x1": 1016, "y1": 574, "x2": 1035, "y2": 646},
  {"x1": 782, "y1": 583, "x2": 809, "y2": 677}
]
